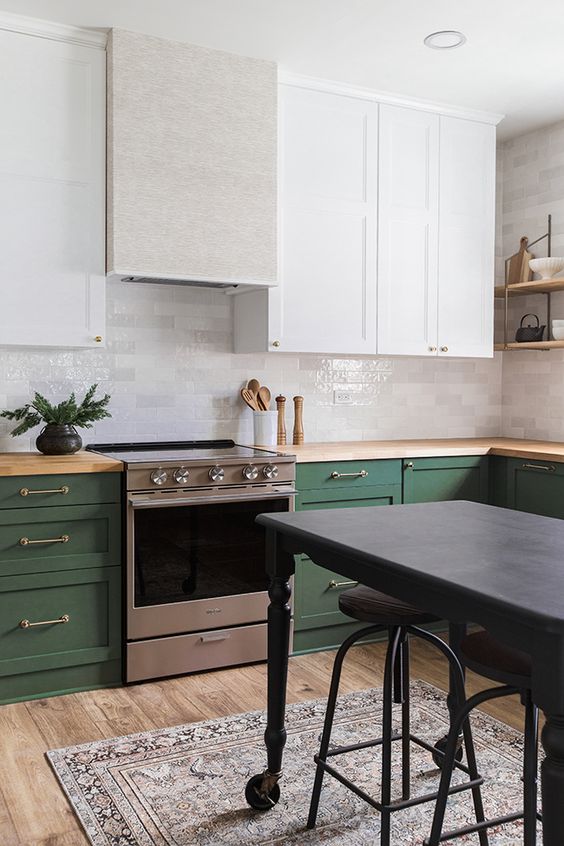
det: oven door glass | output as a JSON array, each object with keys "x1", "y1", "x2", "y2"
[{"x1": 133, "y1": 497, "x2": 288, "y2": 608}]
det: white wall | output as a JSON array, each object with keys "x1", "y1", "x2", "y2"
[
  {"x1": 499, "y1": 119, "x2": 564, "y2": 439},
  {"x1": 0, "y1": 278, "x2": 502, "y2": 449}
]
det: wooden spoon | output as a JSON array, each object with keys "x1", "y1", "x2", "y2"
[
  {"x1": 247, "y1": 378, "x2": 261, "y2": 397},
  {"x1": 241, "y1": 388, "x2": 260, "y2": 411},
  {"x1": 257, "y1": 385, "x2": 271, "y2": 411}
]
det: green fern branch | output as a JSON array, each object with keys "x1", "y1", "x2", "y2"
[{"x1": 0, "y1": 384, "x2": 112, "y2": 437}]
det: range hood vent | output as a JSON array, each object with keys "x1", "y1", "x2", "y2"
[
  {"x1": 121, "y1": 276, "x2": 237, "y2": 290},
  {"x1": 106, "y1": 29, "x2": 277, "y2": 292}
]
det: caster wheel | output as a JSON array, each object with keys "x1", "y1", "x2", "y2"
[
  {"x1": 432, "y1": 734, "x2": 464, "y2": 770},
  {"x1": 245, "y1": 773, "x2": 281, "y2": 810}
]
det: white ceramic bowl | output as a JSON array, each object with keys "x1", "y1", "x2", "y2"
[
  {"x1": 552, "y1": 326, "x2": 564, "y2": 340},
  {"x1": 529, "y1": 257, "x2": 564, "y2": 279},
  {"x1": 552, "y1": 319, "x2": 564, "y2": 326}
]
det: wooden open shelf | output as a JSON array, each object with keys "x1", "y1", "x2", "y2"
[
  {"x1": 494, "y1": 278, "x2": 564, "y2": 298},
  {"x1": 495, "y1": 340, "x2": 564, "y2": 351}
]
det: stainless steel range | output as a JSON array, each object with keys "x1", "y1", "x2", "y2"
[{"x1": 86, "y1": 440, "x2": 296, "y2": 683}]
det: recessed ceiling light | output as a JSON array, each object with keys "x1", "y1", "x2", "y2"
[{"x1": 424, "y1": 30, "x2": 467, "y2": 50}]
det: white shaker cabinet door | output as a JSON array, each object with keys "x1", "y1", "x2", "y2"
[
  {"x1": 0, "y1": 28, "x2": 105, "y2": 348},
  {"x1": 269, "y1": 85, "x2": 378, "y2": 354},
  {"x1": 437, "y1": 117, "x2": 496, "y2": 358},
  {"x1": 377, "y1": 105, "x2": 439, "y2": 356}
]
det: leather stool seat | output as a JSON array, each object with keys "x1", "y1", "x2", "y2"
[
  {"x1": 339, "y1": 585, "x2": 441, "y2": 626},
  {"x1": 461, "y1": 629, "x2": 532, "y2": 688}
]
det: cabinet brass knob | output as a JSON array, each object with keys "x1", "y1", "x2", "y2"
[
  {"x1": 271, "y1": 340, "x2": 281, "y2": 348},
  {"x1": 440, "y1": 346, "x2": 449, "y2": 353},
  {"x1": 94, "y1": 335, "x2": 103, "y2": 343},
  {"x1": 428, "y1": 346, "x2": 437, "y2": 352}
]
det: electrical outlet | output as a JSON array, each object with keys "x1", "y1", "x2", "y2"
[{"x1": 334, "y1": 390, "x2": 354, "y2": 405}]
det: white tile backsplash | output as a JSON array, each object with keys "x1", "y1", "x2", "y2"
[
  {"x1": 499, "y1": 117, "x2": 564, "y2": 441},
  {"x1": 0, "y1": 278, "x2": 503, "y2": 449}
]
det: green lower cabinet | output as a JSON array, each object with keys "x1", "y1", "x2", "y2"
[
  {"x1": 505, "y1": 458, "x2": 564, "y2": 518},
  {"x1": 293, "y1": 464, "x2": 402, "y2": 654},
  {"x1": 402, "y1": 456, "x2": 489, "y2": 504},
  {"x1": 0, "y1": 565, "x2": 122, "y2": 703}
]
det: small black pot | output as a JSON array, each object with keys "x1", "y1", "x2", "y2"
[{"x1": 36, "y1": 424, "x2": 82, "y2": 455}]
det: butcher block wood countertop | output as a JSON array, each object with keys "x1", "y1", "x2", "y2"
[
  {"x1": 270, "y1": 437, "x2": 564, "y2": 463},
  {"x1": 0, "y1": 450, "x2": 123, "y2": 476}
]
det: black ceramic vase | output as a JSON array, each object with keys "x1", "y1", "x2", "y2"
[{"x1": 36, "y1": 424, "x2": 82, "y2": 455}]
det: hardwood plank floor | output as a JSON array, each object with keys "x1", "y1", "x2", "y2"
[{"x1": 0, "y1": 638, "x2": 527, "y2": 846}]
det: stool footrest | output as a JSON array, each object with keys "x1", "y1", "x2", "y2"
[
  {"x1": 313, "y1": 731, "x2": 484, "y2": 816},
  {"x1": 423, "y1": 810, "x2": 525, "y2": 844}
]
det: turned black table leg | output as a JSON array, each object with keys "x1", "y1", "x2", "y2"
[
  {"x1": 245, "y1": 535, "x2": 294, "y2": 811},
  {"x1": 541, "y1": 713, "x2": 564, "y2": 844}
]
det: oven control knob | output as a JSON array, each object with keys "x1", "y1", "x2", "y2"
[
  {"x1": 243, "y1": 464, "x2": 259, "y2": 481},
  {"x1": 150, "y1": 468, "x2": 168, "y2": 486},
  {"x1": 173, "y1": 467, "x2": 190, "y2": 484},
  {"x1": 263, "y1": 464, "x2": 279, "y2": 480},
  {"x1": 209, "y1": 465, "x2": 225, "y2": 482}
]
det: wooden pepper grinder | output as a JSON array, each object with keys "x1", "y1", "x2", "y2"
[
  {"x1": 275, "y1": 395, "x2": 286, "y2": 446},
  {"x1": 293, "y1": 395, "x2": 304, "y2": 445}
]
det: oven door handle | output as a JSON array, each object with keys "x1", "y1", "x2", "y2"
[{"x1": 128, "y1": 489, "x2": 297, "y2": 509}]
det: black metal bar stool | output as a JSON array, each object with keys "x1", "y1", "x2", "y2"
[
  {"x1": 426, "y1": 629, "x2": 541, "y2": 845},
  {"x1": 306, "y1": 586, "x2": 489, "y2": 846}
]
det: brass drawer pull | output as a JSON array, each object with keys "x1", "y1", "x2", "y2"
[
  {"x1": 330, "y1": 470, "x2": 368, "y2": 480},
  {"x1": 19, "y1": 534, "x2": 70, "y2": 546},
  {"x1": 522, "y1": 463, "x2": 556, "y2": 473},
  {"x1": 404, "y1": 462, "x2": 414, "y2": 469},
  {"x1": 19, "y1": 485, "x2": 70, "y2": 497},
  {"x1": 19, "y1": 614, "x2": 70, "y2": 629},
  {"x1": 328, "y1": 579, "x2": 359, "y2": 590}
]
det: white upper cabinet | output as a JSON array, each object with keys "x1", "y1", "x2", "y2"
[
  {"x1": 234, "y1": 84, "x2": 378, "y2": 354},
  {"x1": 0, "y1": 18, "x2": 106, "y2": 348},
  {"x1": 378, "y1": 106, "x2": 439, "y2": 356},
  {"x1": 234, "y1": 78, "x2": 498, "y2": 359},
  {"x1": 377, "y1": 105, "x2": 496, "y2": 358},
  {"x1": 437, "y1": 117, "x2": 496, "y2": 358}
]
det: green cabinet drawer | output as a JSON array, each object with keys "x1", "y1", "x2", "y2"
[
  {"x1": 402, "y1": 456, "x2": 489, "y2": 504},
  {"x1": 0, "y1": 504, "x2": 121, "y2": 576},
  {"x1": 295, "y1": 557, "x2": 360, "y2": 630},
  {"x1": 506, "y1": 458, "x2": 564, "y2": 518},
  {"x1": 0, "y1": 472, "x2": 120, "y2": 509},
  {"x1": 294, "y1": 485, "x2": 400, "y2": 631},
  {"x1": 0, "y1": 566, "x2": 121, "y2": 682},
  {"x1": 297, "y1": 459, "x2": 401, "y2": 492},
  {"x1": 297, "y1": 483, "x2": 401, "y2": 511}
]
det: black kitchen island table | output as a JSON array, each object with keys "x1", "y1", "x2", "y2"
[{"x1": 246, "y1": 500, "x2": 564, "y2": 843}]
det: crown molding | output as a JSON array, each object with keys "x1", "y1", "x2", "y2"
[
  {"x1": 0, "y1": 11, "x2": 107, "y2": 49},
  {"x1": 278, "y1": 70, "x2": 504, "y2": 126}
]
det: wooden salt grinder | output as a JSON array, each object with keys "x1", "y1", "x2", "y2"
[
  {"x1": 293, "y1": 395, "x2": 304, "y2": 445},
  {"x1": 275, "y1": 395, "x2": 287, "y2": 446}
]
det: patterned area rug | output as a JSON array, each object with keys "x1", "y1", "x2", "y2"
[{"x1": 47, "y1": 680, "x2": 540, "y2": 845}]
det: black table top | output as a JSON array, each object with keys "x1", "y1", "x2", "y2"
[{"x1": 257, "y1": 500, "x2": 564, "y2": 634}]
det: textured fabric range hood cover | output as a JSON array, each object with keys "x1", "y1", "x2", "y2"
[{"x1": 106, "y1": 29, "x2": 278, "y2": 289}]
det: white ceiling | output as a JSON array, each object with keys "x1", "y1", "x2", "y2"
[{"x1": 2, "y1": 0, "x2": 564, "y2": 139}]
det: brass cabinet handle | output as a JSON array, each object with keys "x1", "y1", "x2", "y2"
[
  {"x1": 19, "y1": 534, "x2": 70, "y2": 546},
  {"x1": 19, "y1": 614, "x2": 70, "y2": 629},
  {"x1": 271, "y1": 340, "x2": 281, "y2": 348},
  {"x1": 330, "y1": 470, "x2": 368, "y2": 480},
  {"x1": 19, "y1": 485, "x2": 69, "y2": 497},
  {"x1": 328, "y1": 579, "x2": 359, "y2": 590},
  {"x1": 428, "y1": 346, "x2": 437, "y2": 352},
  {"x1": 522, "y1": 463, "x2": 556, "y2": 473},
  {"x1": 440, "y1": 346, "x2": 449, "y2": 353},
  {"x1": 404, "y1": 461, "x2": 414, "y2": 469}
]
